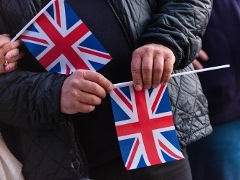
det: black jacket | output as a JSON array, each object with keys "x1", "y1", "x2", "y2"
[{"x1": 0, "y1": 0, "x2": 213, "y2": 179}]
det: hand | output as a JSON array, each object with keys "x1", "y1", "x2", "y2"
[
  {"x1": 61, "y1": 70, "x2": 113, "y2": 114},
  {"x1": 131, "y1": 43, "x2": 175, "y2": 91},
  {"x1": 192, "y1": 50, "x2": 208, "y2": 70},
  {"x1": 0, "y1": 34, "x2": 24, "y2": 73}
]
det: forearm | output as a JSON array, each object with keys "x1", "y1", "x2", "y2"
[
  {"x1": 141, "y1": 0, "x2": 212, "y2": 69},
  {"x1": 0, "y1": 69, "x2": 69, "y2": 129}
]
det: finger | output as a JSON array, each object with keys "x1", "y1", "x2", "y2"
[
  {"x1": 76, "y1": 103, "x2": 95, "y2": 113},
  {"x1": 131, "y1": 49, "x2": 143, "y2": 91},
  {"x1": 10, "y1": 52, "x2": 25, "y2": 62},
  {"x1": 4, "y1": 61, "x2": 18, "y2": 72},
  {"x1": 5, "y1": 48, "x2": 19, "y2": 60},
  {"x1": 192, "y1": 60, "x2": 203, "y2": 70},
  {"x1": 141, "y1": 50, "x2": 153, "y2": 89},
  {"x1": 76, "y1": 90, "x2": 102, "y2": 105},
  {"x1": 76, "y1": 80, "x2": 108, "y2": 99},
  {"x1": 161, "y1": 57, "x2": 174, "y2": 85},
  {"x1": 0, "y1": 35, "x2": 11, "y2": 48},
  {"x1": 198, "y1": 50, "x2": 208, "y2": 61},
  {"x1": 81, "y1": 70, "x2": 113, "y2": 92},
  {"x1": 14, "y1": 39, "x2": 23, "y2": 46},
  {"x1": 2, "y1": 39, "x2": 22, "y2": 54},
  {"x1": 69, "y1": 70, "x2": 113, "y2": 95},
  {"x1": 0, "y1": 34, "x2": 10, "y2": 39},
  {"x1": 67, "y1": 100, "x2": 95, "y2": 114},
  {"x1": 152, "y1": 54, "x2": 164, "y2": 88},
  {"x1": 5, "y1": 50, "x2": 24, "y2": 63}
]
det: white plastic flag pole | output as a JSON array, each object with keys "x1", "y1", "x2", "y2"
[
  {"x1": 170, "y1": 64, "x2": 230, "y2": 77},
  {"x1": 11, "y1": 0, "x2": 56, "y2": 42},
  {"x1": 114, "y1": 64, "x2": 230, "y2": 88}
]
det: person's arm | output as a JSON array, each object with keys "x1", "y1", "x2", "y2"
[
  {"x1": 131, "y1": 0, "x2": 212, "y2": 90},
  {"x1": 0, "y1": 1, "x2": 113, "y2": 131},
  {"x1": 0, "y1": 70, "x2": 70, "y2": 129},
  {"x1": 0, "y1": 35, "x2": 67, "y2": 130},
  {"x1": 143, "y1": 0, "x2": 212, "y2": 68},
  {"x1": 0, "y1": 68, "x2": 113, "y2": 130}
]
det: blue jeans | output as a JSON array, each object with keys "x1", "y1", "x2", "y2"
[{"x1": 187, "y1": 118, "x2": 240, "y2": 180}]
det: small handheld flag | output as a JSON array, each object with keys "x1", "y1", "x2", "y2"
[
  {"x1": 110, "y1": 84, "x2": 184, "y2": 170},
  {"x1": 18, "y1": 0, "x2": 112, "y2": 74}
]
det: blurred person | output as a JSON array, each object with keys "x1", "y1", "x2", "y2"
[
  {"x1": 0, "y1": 133, "x2": 24, "y2": 180},
  {"x1": 0, "y1": 0, "x2": 212, "y2": 179},
  {"x1": 187, "y1": 0, "x2": 240, "y2": 179},
  {"x1": 0, "y1": 35, "x2": 24, "y2": 180}
]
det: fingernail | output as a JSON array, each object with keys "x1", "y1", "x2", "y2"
[
  {"x1": 152, "y1": 84, "x2": 159, "y2": 88},
  {"x1": 109, "y1": 84, "x2": 114, "y2": 91},
  {"x1": 160, "y1": 81, "x2": 166, "y2": 85},
  {"x1": 6, "y1": 67, "x2": 11, "y2": 71},
  {"x1": 134, "y1": 85, "x2": 142, "y2": 91},
  {"x1": 5, "y1": 54, "x2": 11, "y2": 60}
]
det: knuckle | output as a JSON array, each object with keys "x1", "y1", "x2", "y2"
[
  {"x1": 153, "y1": 67, "x2": 162, "y2": 75},
  {"x1": 144, "y1": 79, "x2": 152, "y2": 85},
  {"x1": 83, "y1": 105, "x2": 95, "y2": 113},
  {"x1": 16, "y1": 39, "x2": 23, "y2": 45},
  {"x1": 75, "y1": 69, "x2": 84, "y2": 76},
  {"x1": 132, "y1": 48, "x2": 141, "y2": 55},
  {"x1": 97, "y1": 89, "x2": 106, "y2": 99},
  {"x1": 3, "y1": 36, "x2": 11, "y2": 42},
  {"x1": 70, "y1": 89, "x2": 78, "y2": 99},
  {"x1": 164, "y1": 67, "x2": 172, "y2": 74},
  {"x1": 132, "y1": 54, "x2": 141, "y2": 62},
  {"x1": 94, "y1": 73, "x2": 102, "y2": 82},
  {"x1": 142, "y1": 65, "x2": 152, "y2": 73},
  {"x1": 100, "y1": 91, "x2": 107, "y2": 99},
  {"x1": 152, "y1": 79, "x2": 160, "y2": 85},
  {"x1": 161, "y1": 72, "x2": 171, "y2": 82},
  {"x1": 131, "y1": 63, "x2": 141, "y2": 73},
  {"x1": 88, "y1": 96, "x2": 96, "y2": 105},
  {"x1": 72, "y1": 100, "x2": 79, "y2": 109},
  {"x1": 70, "y1": 79, "x2": 79, "y2": 87},
  {"x1": 94, "y1": 97, "x2": 102, "y2": 105},
  {"x1": 143, "y1": 46, "x2": 153, "y2": 54},
  {"x1": 131, "y1": 67, "x2": 141, "y2": 74},
  {"x1": 91, "y1": 83, "x2": 98, "y2": 92},
  {"x1": 82, "y1": 70, "x2": 89, "y2": 78},
  {"x1": 8, "y1": 42, "x2": 15, "y2": 50}
]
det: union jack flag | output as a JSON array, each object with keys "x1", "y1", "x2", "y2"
[
  {"x1": 20, "y1": 0, "x2": 112, "y2": 74},
  {"x1": 110, "y1": 84, "x2": 184, "y2": 170}
]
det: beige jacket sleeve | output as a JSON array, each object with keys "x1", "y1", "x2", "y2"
[{"x1": 0, "y1": 133, "x2": 24, "y2": 180}]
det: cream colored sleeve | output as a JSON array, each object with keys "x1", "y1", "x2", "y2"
[{"x1": 0, "y1": 133, "x2": 24, "y2": 180}]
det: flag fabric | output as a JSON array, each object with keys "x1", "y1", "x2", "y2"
[
  {"x1": 20, "y1": 0, "x2": 112, "y2": 74},
  {"x1": 110, "y1": 84, "x2": 184, "y2": 170}
]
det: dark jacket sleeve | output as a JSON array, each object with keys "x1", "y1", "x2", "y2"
[
  {"x1": 0, "y1": 69, "x2": 70, "y2": 130},
  {"x1": 141, "y1": 0, "x2": 212, "y2": 69},
  {"x1": 0, "y1": 1, "x2": 71, "y2": 130}
]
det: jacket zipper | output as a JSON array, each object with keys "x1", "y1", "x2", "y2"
[{"x1": 106, "y1": 0, "x2": 134, "y2": 51}]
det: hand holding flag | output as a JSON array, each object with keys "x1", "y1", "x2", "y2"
[{"x1": 15, "y1": 0, "x2": 111, "y2": 74}]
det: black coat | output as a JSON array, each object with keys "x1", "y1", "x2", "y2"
[{"x1": 0, "y1": 0, "x2": 213, "y2": 179}]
